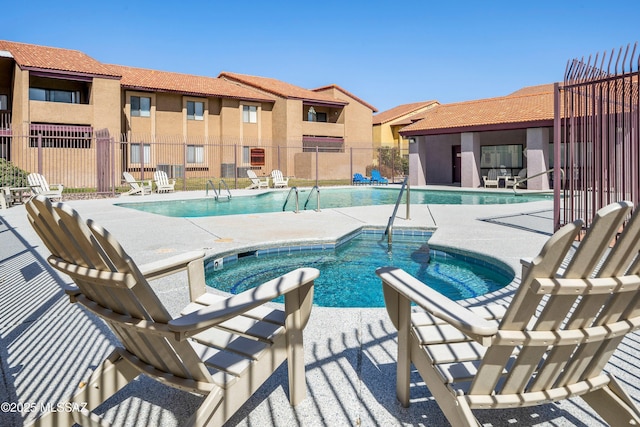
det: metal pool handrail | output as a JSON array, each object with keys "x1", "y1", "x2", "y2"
[
  {"x1": 282, "y1": 187, "x2": 299, "y2": 213},
  {"x1": 512, "y1": 169, "x2": 561, "y2": 195},
  {"x1": 303, "y1": 186, "x2": 321, "y2": 212},
  {"x1": 206, "y1": 179, "x2": 232, "y2": 200},
  {"x1": 383, "y1": 176, "x2": 410, "y2": 252},
  {"x1": 218, "y1": 179, "x2": 232, "y2": 200}
]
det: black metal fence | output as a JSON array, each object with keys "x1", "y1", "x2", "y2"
[
  {"x1": 1, "y1": 129, "x2": 408, "y2": 198},
  {"x1": 555, "y1": 43, "x2": 640, "y2": 230}
]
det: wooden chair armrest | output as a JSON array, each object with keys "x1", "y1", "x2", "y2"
[
  {"x1": 139, "y1": 250, "x2": 205, "y2": 280},
  {"x1": 169, "y1": 267, "x2": 319, "y2": 339},
  {"x1": 376, "y1": 266, "x2": 497, "y2": 346}
]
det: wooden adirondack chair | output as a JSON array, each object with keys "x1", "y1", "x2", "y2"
[
  {"x1": 271, "y1": 170, "x2": 289, "y2": 188},
  {"x1": 25, "y1": 195, "x2": 318, "y2": 426},
  {"x1": 27, "y1": 173, "x2": 64, "y2": 200},
  {"x1": 377, "y1": 201, "x2": 640, "y2": 426},
  {"x1": 154, "y1": 170, "x2": 176, "y2": 193},
  {"x1": 122, "y1": 171, "x2": 152, "y2": 196},
  {"x1": 246, "y1": 169, "x2": 269, "y2": 189},
  {"x1": 482, "y1": 169, "x2": 499, "y2": 188}
]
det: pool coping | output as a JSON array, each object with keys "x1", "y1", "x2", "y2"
[{"x1": 204, "y1": 225, "x2": 516, "y2": 307}]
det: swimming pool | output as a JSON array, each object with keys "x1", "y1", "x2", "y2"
[
  {"x1": 116, "y1": 187, "x2": 550, "y2": 217},
  {"x1": 205, "y1": 229, "x2": 514, "y2": 307}
]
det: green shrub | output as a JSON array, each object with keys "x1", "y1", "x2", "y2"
[{"x1": 0, "y1": 159, "x2": 29, "y2": 187}]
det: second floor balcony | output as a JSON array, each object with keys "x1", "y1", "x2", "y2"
[
  {"x1": 29, "y1": 100, "x2": 93, "y2": 125},
  {"x1": 302, "y1": 121, "x2": 344, "y2": 138}
]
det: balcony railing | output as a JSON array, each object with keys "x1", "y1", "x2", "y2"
[{"x1": 0, "y1": 111, "x2": 11, "y2": 130}]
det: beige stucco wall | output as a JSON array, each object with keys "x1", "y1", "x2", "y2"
[
  {"x1": 154, "y1": 93, "x2": 182, "y2": 137},
  {"x1": 91, "y1": 77, "x2": 121, "y2": 136},
  {"x1": 11, "y1": 64, "x2": 27, "y2": 132}
]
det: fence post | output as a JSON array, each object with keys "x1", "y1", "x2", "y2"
[
  {"x1": 37, "y1": 133, "x2": 42, "y2": 174},
  {"x1": 234, "y1": 143, "x2": 238, "y2": 189},
  {"x1": 183, "y1": 139, "x2": 188, "y2": 191},
  {"x1": 110, "y1": 137, "x2": 116, "y2": 196},
  {"x1": 315, "y1": 145, "x2": 319, "y2": 186},
  {"x1": 139, "y1": 142, "x2": 145, "y2": 180},
  {"x1": 350, "y1": 147, "x2": 353, "y2": 184},
  {"x1": 277, "y1": 145, "x2": 281, "y2": 172},
  {"x1": 392, "y1": 148, "x2": 396, "y2": 183}
]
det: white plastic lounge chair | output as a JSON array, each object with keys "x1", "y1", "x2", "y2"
[
  {"x1": 122, "y1": 171, "x2": 152, "y2": 196},
  {"x1": 482, "y1": 169, "x2": 499, "y2": 188},
  {"x1": 27, "y1": 173, "x2": 63, "y2": 201},
  {"x1": 271, "y1": 169, "x2": 289, "y2": 188},
  {"x1": 154, "y1": 170, "x2": 176, "y2": 193},
  {"x1": 25, "y1": 195, "x2": 319, "y2": 427},
  {"x1": 377, "y1": 200, "x2": 640, "y2": 426},
  {"x1": 246, "y1": 169, "x2": 269, "y2": 189}
]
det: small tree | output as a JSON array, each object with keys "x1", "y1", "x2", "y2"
[
  {"x1": 0, "y1": 159, "x2": 29, "y2": 187},
  {"x1": 377, "y1": 147, "x2": 407, "y2": 178}
]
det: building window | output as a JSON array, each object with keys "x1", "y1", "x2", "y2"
[
  {"x1": 130, "y1": 143, "x2": 151, "y2": 164},
  {"x1": 29, "y1": 88, "x2": 80, "y2": 104},
  {"x1": 187, "y1": 101, "x2": 204, "y2": 121},
  {"x1": 131, "y1": 96, "x2": 151, "y2": 117},
  {"x1": 243, "y1": 105, "x2": 257, "y2": 123},
  {"x1": 0, "y1": 95, "x2": 7, "y2": 110},
  {"x1": 187, "y1": 145, "x2": 204, "y2": 163},
  {"x1": 480, "y1": 144, "x2": 523, "y2": 169},
  {"x1": 316, "y1": 112, "x2": 327, "y2": 122}
]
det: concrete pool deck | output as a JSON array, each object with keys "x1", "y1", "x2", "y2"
[{"x1": 1, "y1": 185, "x2": 638, "y2": 426}]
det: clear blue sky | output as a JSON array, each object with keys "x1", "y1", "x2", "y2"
[{"x1": 4, "y1": 1, "x2": 640, "y2": 112}]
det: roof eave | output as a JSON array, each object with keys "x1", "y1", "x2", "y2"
[
  {"x1": 302, "y1": 98, "x2": 348, "y2": 108},
  {"x1": 400, "y1": 119, "x2": 554, "y2": 136},
  {"x1": 23, "y1": 65, "x2": 121, "y2": 80},
  {"x1": 121, "y1": 84, "x2": 274, "y2": 103}
]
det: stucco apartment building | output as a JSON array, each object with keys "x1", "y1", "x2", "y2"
[
  {"x1": 218, "y1": 73, "x2": 377, "y2": 180},
  {"x1": 372, "y1": 100, "x2": 438, "y2": 152},
  {"x1": 0, "y1": 40, "x2": 376, "y2": 189},
  {"x1": 399, "y1": 84, "x2": 554, "y2": 190}
]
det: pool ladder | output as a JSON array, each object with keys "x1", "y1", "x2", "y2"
[
  {"x1": 383, "y1": 176, "x2": 410, "y2": 252},
  {"x1": 282, "y1": 186, "x2": 321, "y2": 213},
  {"x1": 206, "y1": 179, "x2": 232, "y2": 200}
]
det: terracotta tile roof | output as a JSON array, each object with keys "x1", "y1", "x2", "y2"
[
  {"x1": 219, "y1": 72, "x2": 347, "y2": 106},
  {"x1": 507, "y1": 83, "x2": 555, "y2": 97},
  {"x1": 313, "y1": 84, "x2": 378, "y2": 112},
  {"x1": 401, "y1": 85, "x2": 555, "y2": 135},
  {"x1": 373, "y1": 101, "x2": 439, "y2": 125},
  {"x1": 108, "y1": 65, "x2": 275, "y2": 102},
  {"x1": 0, "y1": 40, "x2": 119, "y2": 78}
]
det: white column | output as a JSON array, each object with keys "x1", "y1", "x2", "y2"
[
  {"x1": 461, "y1": 132, "x2": 481, "y2": 188},
  {"x1": 526, "y1": 128, "x2": 550, "y2": 190}
]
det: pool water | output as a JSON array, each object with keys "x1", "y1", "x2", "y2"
[
  {"x1": 205, "y1": 230, "x2": 514, "y2": 307},
  {"x1": 116, "y1": 187, "x2": 550, "y2": 217}
]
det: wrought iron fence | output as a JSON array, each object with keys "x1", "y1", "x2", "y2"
[
  {"x1": 1, "y1": 128, "x2": 408, "y2": 199},
  {"x1": 555, "y1": 43, "x2": 640, "y2": 230}
]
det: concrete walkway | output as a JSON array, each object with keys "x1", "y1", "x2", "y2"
[{"x1": 1, "y1": 186, "x2": 638, "y2": 426}]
